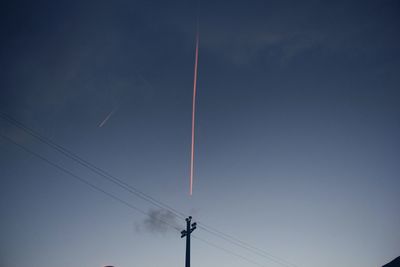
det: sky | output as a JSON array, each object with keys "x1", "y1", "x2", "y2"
[{"x1": 0, "y1": 0, "x2": 399, "y2": 267}]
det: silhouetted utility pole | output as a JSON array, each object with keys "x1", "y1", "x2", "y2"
[{"x1": 181, "y1": 216, "x2": 196, "y2": 267}]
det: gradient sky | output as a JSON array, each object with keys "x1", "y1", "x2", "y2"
[{"x1": 1, "y1": 1, "x2": 399, "y2": 267}]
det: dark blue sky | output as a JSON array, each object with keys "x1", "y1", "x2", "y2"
[{"x1": 1, "y1": 1, "x2": 399, "y2": 267}]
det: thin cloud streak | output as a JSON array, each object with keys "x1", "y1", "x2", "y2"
[{"x1": 98, "y1": 107, "x2": 118, "y2": 128}]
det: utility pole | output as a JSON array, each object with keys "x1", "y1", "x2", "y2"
[{"x1": 181, "y1": 216, "x2": 196, "y2": 267}]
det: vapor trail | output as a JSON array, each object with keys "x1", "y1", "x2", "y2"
[
  {"x1": 190, "y1": 28, "x2": 199, "y2": 196},
  {"x1": 98, "y1": 107, "x2": 117, "y2": 128}
]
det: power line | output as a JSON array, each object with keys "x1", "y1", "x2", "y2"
[
  {"x1": 0, "y1": 132, "x2": 182, "y2": 232},
  {"x1": 1, "y1": 132, "x2": 272, "y2": 267},
  {"x1": 197, "y1": 225, "x2": 298, "y2": 267},
  {"x1": 192, "y1": 235, "x2": 268, "y2": 267},
  {"x1": 0, "y1": 113, "x2": 299, "y2": 267},
  {"x1": 0, "y1": 112, "x2": 300, "y2": 267},
  {"x1": 0, "y1": 112, "x2": 187, "y2": 220}
]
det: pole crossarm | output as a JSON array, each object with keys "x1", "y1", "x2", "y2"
[{"x1": 181, "y1": 216, "x2": 196, "y2": 267}]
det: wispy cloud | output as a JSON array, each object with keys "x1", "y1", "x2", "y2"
[
  {"x1": 199, "y1": 22, "x2": 325, "y2": 66},
  {"x1": 136, "y1": 209, "x2": 180, "y2": 234}
]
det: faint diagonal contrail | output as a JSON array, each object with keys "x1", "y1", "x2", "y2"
[{"x1": 98, "y1": 107, "x2": 117, "y2": 128}]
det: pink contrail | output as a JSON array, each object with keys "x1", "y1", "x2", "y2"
[{"x1": 190, "y1": 30, "x2": 199, "y2": 196}]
